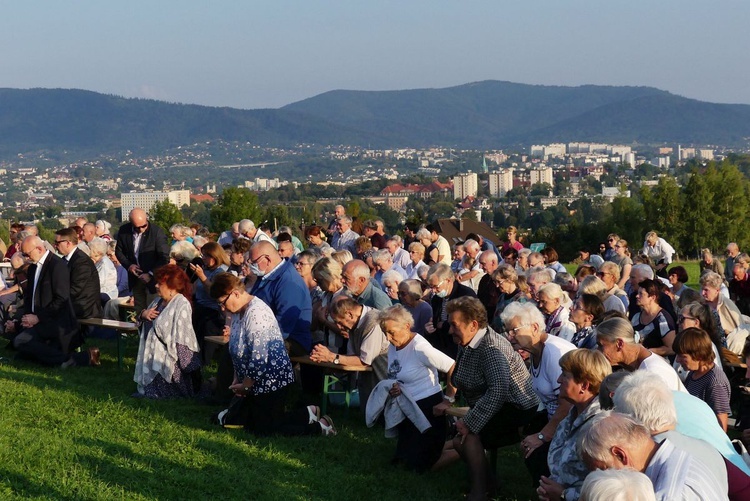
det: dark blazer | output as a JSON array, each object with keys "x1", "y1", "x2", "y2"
[
  {"x1": 67, "y1": 248, "x2": 103, "y2": 319},
  {"x1": 24, "y1": 252, "x2": 79, "y2": 352},
  {"x1": 115, "y1": 222, "x2": 170, "y2": 289}
]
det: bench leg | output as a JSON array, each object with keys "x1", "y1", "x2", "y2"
[
  {"x1": 117, "y1": 330, "x2": 124, "y2": 369},
  {"x1": 322, "y1": 374, "x2": 332, "y2": 415}
]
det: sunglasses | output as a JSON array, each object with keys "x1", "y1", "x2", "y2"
[{"x1": 134, "y1": 223, "x2": 148, "y2": 230}]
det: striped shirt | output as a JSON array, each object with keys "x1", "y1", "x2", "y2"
[
  {"x1": 684, "y1": 364, "x2": 732, "y2": 416},
  {"x1": 633, "y1": 310, "x2": 675, "y2": 350}
]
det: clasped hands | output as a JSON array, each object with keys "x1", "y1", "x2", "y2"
[{"x1": 309, "y1": 344, "x2": 335, "y2": 363}]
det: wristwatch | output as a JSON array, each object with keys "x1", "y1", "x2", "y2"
[
  {"x1": 333, "y1": 354, "x2": 340, "y2": 365},
  {"x1": 537, "y1": 433, "x2": 545, "y2": 442}
]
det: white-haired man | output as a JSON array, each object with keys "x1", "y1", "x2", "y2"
[
  {"x1": 239, "y1": 219, "x2": 277, "y2": 248},
  {"x1": 331, "y1": 215, "x2": 359, "y2": 254}
]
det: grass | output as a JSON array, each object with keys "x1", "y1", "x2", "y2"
[
  {"x1": 0, "y1": 338, "x2": 537, "y2": 501},
  {"x1": 565, "y1": 260, "x2": 702, "y2": 290}
]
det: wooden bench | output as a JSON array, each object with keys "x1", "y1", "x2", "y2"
[
  {"x1": 291, "y1": 355, "x2": 372, "y2": 414},
  {"x1": 79, "y1": 318, "x2": 139, "y2": 369},
  {"x1": 204, "y1": 335, "x2": 229, "y2": 363}
]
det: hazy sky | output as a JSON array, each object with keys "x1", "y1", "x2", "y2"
[{"x1": 1, "y1": 1, "x2": 747, "y2": 109}]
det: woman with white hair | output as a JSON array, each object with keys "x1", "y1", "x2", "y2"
[
  {"x1": 397, "y1": 279, "x2": 432, "y2": 336},
  {"x1": 580, "y1": 469, "x2": 656, "y2": 501},
  {"x1": 170, "y1": 224, "x2": 193, "y2": 245},
  {"x1": 404, "y1": 242, "x2": 428, "y2": 280},
  {"x1": 95, "y1": 220, "x2": 112, "y2": 241},
  {"x1": 381, "y1": 269, "x2": 403, "y2": 304},
  {"x1": 415, "y1": 228, "x2": 438, "y2": 267},
  {"x1": 500, "y1": 301, "x2": 576, "y2": 486},
  {"x1": 578, "y1": 275, "x2": 627, "y2": 315},
  {"x1": 89, "y1": 237, "x2": 119, "y2": 303},
  {"x1": 701, "y1": 271, "x2": 744, "y2": 352},
  {"x1": 536, "y1": 283, "x2": 576, "y2": 342}
]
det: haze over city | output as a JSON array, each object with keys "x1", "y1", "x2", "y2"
[{"x1": 1, "y1": 1, "x2": 748, "y2": 110}]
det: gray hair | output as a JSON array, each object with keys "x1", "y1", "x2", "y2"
[
  {"x1": 527, "y1": 267, "x2": 553, "y2": 284},
  {"x1": 631, "y1": 264, "x2": 654, "y2": 281},
  {"x1": 463, "y1": 239, "x2": 480, "y2": 253},
  {"x1": 192, "y1": 236, "x2": 208, "y2": 249},
  {"x1": 427, "y1": 262, "x2": 453, "y2": 282},
  {"x1": 87, "y1": 237, "x2": 109, "y2": 256},
  {"x1": 518, "y1": 248, "x2": 532, "y2": 259},
  {"x1": 416, "y1": 265, "x2": 430, "y2": 282},
  {"x1": 170, "y1": 240, "x2": 199, "y2": 261},
  {"x1": 373, "y1": 249, "x2": 393, "y2": 266},
  {"x1": 387, "y1": 235, "x2": 403, "y2": 246},
  {"x1": 596, "y1": 316, "x2": 637, "y2": 344},
  {"x1": 537, "y1": 282, "x2": 571, "y2": 306},
  {"x1": 580, "y1": 469, "x2": 656, "y2": 501},
  {"x1": 578, "y1": 412, "x2": 652, "y2": 464},
  {"x1": 408, "y1": 241, "x2": 425, "y2": 256},
  {"x1": 398, "y1": 279, "x2": 423, "y2": 301},
  {"x1": 95, "y1": 220, "x2": 111, "y2": 234},
  {"x1": 337, "y1": 215, "x2": 353, "y2": 225},
  {"x1": 578, "y1": 275, "x2": 607, "y2": 296},
  {"x1": 238, "y1": 219, "x2": 256, "y2": 234},
  {"x1": 415, "y1": 228, "x2": 432, "y2": 241},
  {"x1": 379, "y1": 304, "x2": 414, "y2": 331},
  {"x1": 599, "y1": 371, "x2": 630, "y2": 410},
  {"x1": 312, "y1": 257, "x2": 342, "y2": 289},
  {"x1": 553, "y1": 272, "x2": 574, "y2": 288},
  {"x1": 599, "y1": 261, "x2": 620, "y2": 282},
  {"x1": 381, "y1": 269, "x2": 403, "y2": 288},
  {"x1": 279, "y1": 225, "x2": 293, "y2": 235},
  {"x1": 613, "y1": 371, "x2": 676, "y2": 433},
  {"x1": 499, "y1": 301, "x2": 546, "y2": 332},
  {"x1": 169, "y1": 224, "x2": 190, "y2": 237},
  {"x1": 699, "y1": 271, "x2": 723, "y2": 290}
]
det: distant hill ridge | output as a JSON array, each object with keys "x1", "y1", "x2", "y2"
[{"x1": 0, "y1": 81, "x2": 749, "y2": 158}]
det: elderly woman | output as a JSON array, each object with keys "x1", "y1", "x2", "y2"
[
  {"x1": 397, "y1": 279, "x2": 433, "y2": 336},
  {"x1": 381, "y1": 269, "x2": 402, "y2": 304},
  {"x1": 210, "y1": 273, "x2": 336, "y2": 436},
  {"x1": 578, "y1": 275, "x2": 626, "y2": 315},
  {"x1": 295, "y1": 249, "x2": 322, "y2": 298},
  {"x1": 632, "y1": 278, "x2": 676, "y2": 358},
  {"x1": 451, "y1": 243, "x2": 466, "y2": 273},
  {"x1": 595, "y1": 261, "x2": 629, "y2": 309},
  {"x1": 190, "y1": 242, "x2": 229, "y2": 349},
  {"x1": 580, "y1": 469, "x2": 656, "y2": 501},
  {"x1": 95, "y1": 219, "x2": 112, "y2": 241},
  {"x1": 700, "y1": 248, "x2": 724, "y2": 278},
  {"x1": 677, "y1": 301, "x2": 723, "y2": 366},
  {"x1": 88, "y1": 237, "x2": 119, "y2": 303},
  {"x1": 490, "y1": 264, "x2": 530, "y2": 331},
  {"x1": 536, "y1": 283, "x2": 576, "y2": 342},
  {"x1": 554, "y1": 272, "x2": 577, "y2": 302},
  {"x1": 311, "y1": 256, "x2": 347, "y2": 347},
  {"x1": 611, "y1": 239, "x2": 633, "y2": 290},
  {"x1": 729, "y1": 253, "x2": 750, "y2": 316},
  {"x1": 355, "y1": 235, "x2": 372, "y2": 262},
  {"x1": 134, "y1": 265, "x2": 201, "y2": 398},
  {"x1": 641, "y1": 231, "x2": 675, "y2": 278},
  {"x1": 674, "y1": 327, "x2": 732, "y2": 431},
  {"x1": 666, "y1": 265, "x2": 690, "y2": 304},
  {"x1": 304, "y1": 225, "x2": 332, "y2": 256},
  {"x1": 542, "y1": 247, "x2": 566, "y2": 275},
  {"x1": 416, "y1": 228, "x2": 439, "y2": 266},
  {"x1": 441, "y1": 297, "x2": 540, "y2": 500},
  {"x1": 170, "y1": 224, "x2": 193, "y2": 244},
  {"x1": 405, "y1": 241, "x2": 428, "y2": 280},
  {"x1": 595, "y1": 316, "x2": 686, "y2": 392},
  {"x1": 500, "y1": 301, "x2": 576, "y2": 486},
  {"x1": 536, "y1": 349, "x2": 612, "y2": 501},
  {"x1": 569, "y1": 294, "x2": 605, "y2": 350},
  {"x1": 701, "y1": 271, "x2": 745, "y2": 354},
  {"x1": 170, "y1": 240, "x2": 203, "y2": 282},
  {"x1": 374, "y1": 304, "x2": 456, "y2": 472}
]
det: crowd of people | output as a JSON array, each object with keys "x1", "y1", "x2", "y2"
[{"x1": 2, "y1": 206, "x2": 750, "y2": 500}]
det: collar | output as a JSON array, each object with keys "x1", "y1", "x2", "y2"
[
  {"x1": 64, "y1": 248, "x2": 77, "y2": 261},
  {"x1": 260, "y1": 259, "x2": 285, "y2": 281},
  {"x1": 467, "y1": 327, "x2": 488, "y2": 349},
  {"x1": 36, "y1": 250, "x2": 50, "y2": 268},
  {"x1": 355, "y1": 305, "x2": 372, "y2": 329}
]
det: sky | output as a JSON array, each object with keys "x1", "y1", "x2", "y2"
[{"x1": 1, "y1": 1, "x2": 748, "y2": 110}]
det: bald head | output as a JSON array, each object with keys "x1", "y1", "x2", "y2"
[
  {"x1": 10, "y1": 252, "x2": 25, "y2": 270},
  {"x1": 249, "y1": 241, "x2": 281, "y2": 275},
  {"x1": 129, "y1": 208, "x2": 148, "y2": 233},
  {"x1": 342, "y1": 259, "x2": 371, "y2": 295},
  {"x1": 478, "y1": 249, "x2": 498, "y2": 274}
]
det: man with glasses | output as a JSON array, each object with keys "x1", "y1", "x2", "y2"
[
  {"x1": 341, "y1": 259, "x2": 391, "y2": 311},
  {"x1": 331, "y1": 215, "x2": 359, "y2": 254},
  {"x1": 248, "y1": 241, "x2": 312, "y2": 356},
  {"x1": 55, "y1": 228, "x2": 102, "y2": 320},
  {"x1": 217, "y1": 222, "x2": 240, "y2": 247},
  {"x1": 424, "y1": 263, "x2": 476, "y2": 357},
  {"x1": 115, "y1": 208, "x2": 170, "y2": 315},
  {"x1": 7, "y1": 236, "x2": 97, "y2": 367}
]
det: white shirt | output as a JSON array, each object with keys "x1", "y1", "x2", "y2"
[
  {"x1": 532, "y1": 334, "x2": 576, "y2": 418},
  {"x1": 640, "y1": 353, "x2": 688, "y2": 393},
  {"x1": 32, "y1": 250, "x2": 51, "y2": 313},
  {"x1": 434, "y1": 235, "x2": 451, "y2": 265},
  {"x1": 386, "y1": 334, "x2": 454, "y2": 401}
]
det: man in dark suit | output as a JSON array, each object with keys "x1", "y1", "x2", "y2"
[
  {"x1": 54, "y1": 228, "x2": 102, "y2": 319},
  {"x1": 115, "y1": 208, "x2": 170, "y2": 314},
  {"x1": 6, "y1": 236, "x2": 97, "y2": 367}
]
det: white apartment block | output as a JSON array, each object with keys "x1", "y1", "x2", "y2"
[
  {"x1": 651, "y1": 157, "x2": 670, "y2": 169},
  {"x1": 453, "y1": 172, "x2": 478, "y2": 200},
  {"x1": 489, "y1": 169, "x2": 514, "y2": 197},
  {"x1": 543, "y1": 143, "x2": 566, "y2": 158},
  {"x1": 697, "y1": 149, "x2": 715, "y2": 161},
  {"x1": 121, "y1": 190, "x2": 190, "y2": 221},
  {"x1": 530, "y1": 166, "x2": 554, "y2": 188},
  {"x1": 608, "y1": 145, "x2": 632, "y2": 156},
  {"x1": 623, "y1": 152, "x2": 636, "y2": 167}
]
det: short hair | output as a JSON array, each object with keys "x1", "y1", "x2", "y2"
[
  {"x1": 598, "y1": 261, "x2": 620, "y2": 282},
  {"x1": 171, "y1": 240, "x2": 200, "y2": 261},
  {"x1": 574, "y1": 265, "x2": 596, "y2": 279},
  {"x1": 554, "y1": 272, "x2": 575, "y2": 288},
  {"x1": 231, "y1": 238, "x2": 252, "y2": 254},
  {"x1": 87, "y1": 237, "x2": 109, "y2": 256},
  {"x1": 381, "y1": 269, "x2": 403, "y2": 288},
  {"x1": 499, "y1": 301, "x2": 546, "y2": 332},
  {"x1": 580, "y1": 469, "x2": 656, "y2": 501},
  {"x1": 542, "y1": 246, "x2": 559, "y2": 263},
  {"x1": 577, "y1": 294, "x2": 605, "y2": 323},
  {"x1": 463, "y1": 239, "x2": 480, "y2": 253},
  {"x1": 668, "y1": 265, "x2": 688, "y2": 284},
  {"x1": 673, "y1": 327, "x2": 715, "y2": 363},
  {"x1": 427, "y1": 262, "x2": 454, "y2": 282},
  {"x1": 518, "y1": 248, "x2": 531, "y2": 259},
  {"x1": 501, "y1": 247, "x2": 519, "y2": 260},
  {"x1": 537, "y1": 282, "x2": 568, "y2": 304},
  {"x1": 209, "y1": 272, "x2": 242, "y2": 299},
  {"x1": 598, "y1": 371, "x2": 630, "y2": 410},
  {"x1": 373, "y1": 249, "x2": 393, "y2": 266},
  {"x1": 328, "y1": 296, "x2": 361, "y2": 319},
  {"x1": 680, "y1": 301, "x2": 719, "y2": 346},
  {"x1": 297, "y1": 249, "x2": 319, "y2": 265},
  {"x1": 154, "y1": 264, "x2": 192, "y2": 301},
  {"x1": 331, "y1": 250, "x2": 353, "y2": 267},
  {"x1": 446, "y1": 297, "x2": 488, "y2": 329},
  {"x1": 527, "y1": 267, "x2": 553, "y2": 285},
  {"x1": 559, "y1": 349, "x2": 612, "y2": 395},
  {"x1": 201, "y1": 242, "x2": 230, "y2": 269},
  {"x1": 345, "y1": 259, "x2": 371, "y2": 281},
  {"x1": 398, "y1": 279, "x2": 423, "y2": 302},
  {"x1": 613, "y1": 370, "x2": 676, "y2": 433},
  {"x1": 631, "y1": 263, "x2": 654, "y2": 281},
  {"x1": 363, "y1": 219, "x2": 378, "y2": 230},
  {"x1": 56, "y1": 227, "x2": 79, "y2": 245},
  {"x1": 596, "y1": 316, "x2": 637, "y2": 344},
  {"x1": 193, "y1": 235, "x2": 208, "y2": 248},
  {"x1": 676, "y1": 288, "x2": 701, "y2": 309},
  {"x1": 408, "y1": 241, "x2": 425, "y2": 257},
  {"x1": 355, "y1": 236, "x2": 372, "y2": 253},
  {"x1": 276, "y1": 233, "x2": 293, "y2": 243},
  {"x1": 578, "y1": 275, "x2": 607, "y2": 296},
  {"x1": 379, "y1": 304, "x2": 414, "y2": 331},
  {"x1": 578, "y1": 412, "x2": 652, "y2": 464},
  {"x1": 637, "y1": 278, "x2": 660, "y2": 299},
  {"x1": 238, "y1": 219, "x2": 256, "y2": 233},
  {"x1": 170, "y1": 224, "x2": 190, "y2": 237},
  {"x1": 425, "y1": 223, "x2": 438, "y2": 234},
  {"x1": 337, "y1": 215, "x2": 353, "y2": 225},
  {"x1": 312, "y1": 257, "x2": 342, "y2": 289},
  {"x1": 645, "y1": 231, "x2": 658, "y2": 243},
  {"x1": 95, "y1": 220, "x2": 111, "y2": 234},
  {"x1": 735, "y1": 253, "x2": 750, "y2": 269},
  {"x1": 492, "y1": 263, "x2": 518, "y2": 282},
  {"x1": 415, "y1": 228, "x2": 432, "y2": 241},
  {"x1": 699, "y1": 271, "x2": 723, "y2": 290},
  {"x1": 507, "y1": 225, "x2": 518, "y2": 234},
  {"x1": 305, "y1": 225, "x2": 323, "y2": 238}
]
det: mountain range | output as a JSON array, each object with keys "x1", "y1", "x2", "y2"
[{"x1": 1, "y1": 81, "x2": 749, "y2": 158}]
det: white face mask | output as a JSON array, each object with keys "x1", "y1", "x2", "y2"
[
  {"x1": 436, "y1": 289, "x2": 448, "y2": 299},
  {"x1": 249, "y1": 263, "x2": 265, "y2": 277}
]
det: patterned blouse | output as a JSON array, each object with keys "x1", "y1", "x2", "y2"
[{"x1": 229, "y1": 297, "x2": 295, "y2": 396}]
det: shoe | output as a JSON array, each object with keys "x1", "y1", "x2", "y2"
[
  {"x1": 307, "y1": 405, "x2": 321, "y2": 424},
  {"x1": 88, "y1": 347, "x2": 101, "y2": 367},
  {"x1": 61, "y1": 358, "x2": 76, "y2": 369},
  {"x1": 319, "y1": 415, "x2": 337, "y2": 436}
]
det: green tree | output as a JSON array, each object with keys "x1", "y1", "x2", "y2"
[
  {"x1": 210, "y1": 187, "x2": 262, "y2": 233},
  {"x1": 150, "y1": 199, "x2": 184, "y2": 233},
  {"x1": 679, "y1": 169, "x2": 715, "y2": 255}
]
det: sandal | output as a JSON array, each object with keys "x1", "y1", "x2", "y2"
[
  {"x1": 319, "y1": 415, "x2": 337, "y2": 436},
  {"x1": 307, "y1": 405, "x2": 321, "y2": 424}
]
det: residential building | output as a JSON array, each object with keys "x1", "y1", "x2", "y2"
[
  {"x1": 121, "y1": 189, "x2": 190, "y2": 221},
  {"x1": 489, "y1": 169, "x2": 514, "y2": 197},
  {"x1": 530, "y1": 166, "x2": 554, "y2": 188},
  {"x1": 453, "y1": 173, "x2": 478, "y2": 200}
]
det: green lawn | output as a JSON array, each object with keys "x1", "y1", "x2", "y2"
[
  {"x1": 0, "y1": 338, "x2": 536, "y2": 501},
  {"x1": 565, "y1": 260, "x2": 702, "y2": 290}
]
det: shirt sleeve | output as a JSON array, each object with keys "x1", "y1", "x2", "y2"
[
  {"x1": 358, "y1": 324, "x2": 385, "y2": 366},
  {"x1": 463, "y1": 345, "x2": 510, "y2": 434},
  {"x1": 415, "y1": 338, "x2": 455, "y2": 373}
]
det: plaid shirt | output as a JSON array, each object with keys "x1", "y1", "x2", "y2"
[{"x1": 452, "y1": 327, "x2": 539, "y2": 433}]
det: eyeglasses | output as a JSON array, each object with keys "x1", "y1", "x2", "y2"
[
  {"x1": 500, "y1": 324, "x2": 530, "y2": 337},
  {"x1": 678, "y1": 314, "x2": 697, "y2": 323},
  {"x1": 294, "y1": 261, "x2": 311, "y2": 268},
  {"x1": 250, "y1": 254, "x2": 268, "y2": 265},
  {"x1": 493, "y1": 279, "x2": 506, "y2": 286},
  {"x1": 219, "y1": 291, "x2": 234, "y2": 308},
  {"x1": 134, "y1": 223, "x2": 148, "y2": 230},
  {"x1": 428, "y1": 279, "x2": 446, "y2": 292},
  {"x1": 54, "y1": 239, "x2": 69, "y2": 246}
]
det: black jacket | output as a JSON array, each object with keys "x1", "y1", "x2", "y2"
[
  {"x1": 67, "y1": 248, "x2": 103, "y2": 319},
  {"x1": 115, "y1": 222, "x2": 170, "y2": 289}
]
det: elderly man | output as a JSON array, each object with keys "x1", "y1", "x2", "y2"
[
  {"x1": 476, "y1": 250, "x2": 500, "y2": 324},
  {"x1": 115, "y1": 208, "x2": 170, "y2": 314},
  {"x1": 277, "y1": 240, "x2": 296, "y2": 260},
  {"x1": 627, "y1": 263, "x2": 676, "y2": 321},
  {"x1": 341, "y1": 259, "x2": 391, "y2": 310},
  {"x1": 327, "y1": 204, "x2": 346, "y2": 237},
  {"x1": 54, "y1": 228, "x2": 102, "y2": 320},
  {"x1": 217, "y1": 222, "x2": 240, "y2": 247},
  {"x1": 386, "y1": 236, "x2": 411, "y2": 270},
  {"x1": 424, "y1": 263, "x2": 476, "y2": 357},
  {"x1": 309, "y1": 296, "x2": 388, "y2": 407},
  {"x1": 7, "y1": 236, "x2": 98, "y2": 367},
  {"x1": 372, "y1": 248, "x2": 407, "y2": 288},
  {"x1": 238, "y1": 219, "x2": 277, "y2": 248},
  {"x1": 527, "y1": 268, "x2": 553, "y2": 302},
  {"x1": 456, "y1": 239, "x2": 482, "y2": 287},
  {"x1": 362, "y1": 220, "x2": 387, "y2": 250},
  {"x1": 642, "y1": 231, "x2": 676, "y2": 279},
  {"x1": 466, "y1": 232, "x2": 501, "y2": 261},
  {"x1": 726, "y1": 243, "x2": 741, "y2": 284},
  {"x1": 596, "y1": 261, "x2": 629, "y2": 309},
  {"x1": 24, "y1": 224, "x2": 56, "y2": 254},
  {"x1": 331, "y1": 215, "x2": 359, "y2": 254},
  {"x1": 580, "y1": 412, "x2": 728, "y2": 501},
  {"x1": 248, "y1": 241, "x2": 312, "y2": 355},
  {"x1": 426, "y1": 224, "x2": 452, "y2": 265}
]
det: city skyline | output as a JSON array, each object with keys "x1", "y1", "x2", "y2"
[{"x1": 1, "y1": 1, "x2": 748, "y2": 110}]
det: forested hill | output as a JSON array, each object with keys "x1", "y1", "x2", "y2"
[{"x1": 1, "y1": 83, "x2": 750, "y2": 158}]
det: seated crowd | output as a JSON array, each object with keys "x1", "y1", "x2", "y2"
[{"x1": 3, "y1": 208, "x2": 750, "y2": 500}]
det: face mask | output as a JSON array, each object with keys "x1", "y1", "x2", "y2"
[
  {"x1": 436, "y1": 289, "x2": 448, "y2": 298},
  {"x1": 249, "y1": 263, "x2": 265, "y2": 277}
]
